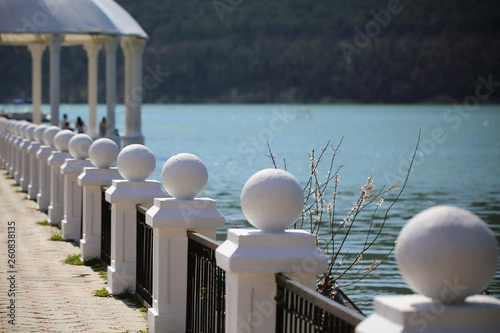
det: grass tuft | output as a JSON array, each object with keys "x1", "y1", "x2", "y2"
[
  {"x1": 49, "y1": 230, "x2": 64, "y2": 241},
  {"x1": 36, "y1": 220, "x2": 50, "y2": 226},
  {"x1": 94, "y1": 287, "x2": 111, "y2": 297},
  {"x1": 63, "y1": 253, "x2": 84, "y2": 265}
]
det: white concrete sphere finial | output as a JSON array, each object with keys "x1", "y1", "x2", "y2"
[
  {"x1": 54, "y1": 130, "x2": 76, "y2": 152},
  {"x1": 33, "y1": 125, "x2": 48, "y2": 143},
  {"x1": 240, "y1": 168, "x2": 304, "y2": 233},
  {"x1": 68, "y1": 134, "x2": 93, "y2": 159},
  {"x1": 42, "y1": 126, "x2": 61, "y2": 146},
  {"x1": 395, "y1": 205, "x2": 498, "y2": 304},
  {"x1": 117, "y1": 144, "x2": 156, "y2": 182},
  {"x1": 20, "y1": 122, "x2": 30, "y2": 138},
  {"x1": 161, "y1": 153, "x2": 208, "y2": 200},
  {"x1": 89, "y1": 138, "x2": 120, "y2": 168},
  {"x1": 25, "y1": 124, "x2": 37, "y2": 141}
]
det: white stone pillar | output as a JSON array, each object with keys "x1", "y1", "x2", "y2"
[
  {"x1": 146, "y1": 153, "x2": 225, "y2": 333},
  {"x1": 121, "y1": 37, "x2": 146, "y2": 147},
  {"x1": 105, "y1": 144, "x2": 166, "y2": 294},
  {"x1": 47, "y1": 129, "x2": 74, "y2": 225},
  {"x1": 37, "y1": 126, "x2": 60, "y2": 212},
  {"x1": 20, "y1": 124, "x2": 37, "y2": 192},
  {"x1": 216, "y1": 168, "x2": 328, "y2": 333},
  {"x1": 356, "y1": 205, "x2": 500, "y2": 333},
  {"x1": 83, "y1": 41, "x2": 103, "y2": 138},
  {"x1": 8, "y1": 122, "x2": 18, "y2": 177},
  {"x1": 79, "y1": 138, "x2": 122, "y2": 260},
  {"x1": 14, "y1": 122, "x2": 29, "y2": 185},
  {"x1": 46, "y1": 35, "x2": 64, "y2": 127},
  {"x1": 27, "y1": 43, "x2": 46, "y2": 125},
  {"x1": 60, "y1": 134, "x2": 94, "y2": 241},
  {"x1": 28, "y1": 125, "x2": 48, "y2": 200},
  {"x1": 103, "y1": 37, "x2": 119, "y2": 141}
]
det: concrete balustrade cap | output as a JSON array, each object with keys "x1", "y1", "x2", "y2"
[
  {"x1": 240, "y1": 168, "x2": 304, "y2": 233},
  {"x1": 25, "y1": 124, "x2": 37, "y2": 141},
  {"x1": 54, "y1": 129, "x2": 76, "y2": 152},
  {"x1": 89, "y1": 138, "x2": 120, "y2": 168},
  {"x1": 117, "y1": 144, "x2": 155, "y2": 182},
  {"x1": 161, "y1": 152, "x2": 208, "y2": 200},
  {"x1": 43, "y1": 126, "x2": 61, "y2": 146},
  {"x1": 395, "y1": 205, "x2": 498, "y2": 304},
  {"x1": 68, "y1": 134, "x2": 93, "y2": 159},
  {"x1": 33, "y1": 125, "x2": 48, "y2": 143},
  {"x1": 20, "y1": 122, "x2": 30, "y2": 138}
]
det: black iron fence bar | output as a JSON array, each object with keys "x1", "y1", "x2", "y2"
[
  {"x1": 275, "y1": 273, "x2": 365, "y2": 333},
  {"x1": 100, "y1": 186, "x2": 111, "y2": 269},
  {"x1": 186, "y1": 230, "x2": 226, "y2": 333},
  {"x1": 136, "y1": 204, "x2": 154, "y2": 308}
]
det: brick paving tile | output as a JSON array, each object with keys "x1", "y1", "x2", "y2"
[{"x1": 0, "y1": 172, "x2": 148, "y2": 332}]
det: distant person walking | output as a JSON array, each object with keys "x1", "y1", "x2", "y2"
[
  {"x1": 75, "y1": 117, "x2": 86, "y2": 133},
  {"x1": 99, "y1": 117, "x2": 107, "y2": 137}
]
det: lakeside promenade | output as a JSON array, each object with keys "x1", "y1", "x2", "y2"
[{"x1": 0, "y1": 170, "x2": 147, "y2": 332}]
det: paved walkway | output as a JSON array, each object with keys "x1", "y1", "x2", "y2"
[{"x1": 0, "y1": 171, "x2": 148, "y2": 332}]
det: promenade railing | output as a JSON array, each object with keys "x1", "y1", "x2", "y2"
[
  {"x1": 100, "y1": 186, "x2": 112, "y2": 268},
  {"x1": 136, "y1": 204, "x2": 154, "y2": 308},
  {"x1": 275, "y1": 273, "x2": 364, "y2": 333},
  {"x1": 186, "y1": 230, "x2": 226, "y2": 333}
]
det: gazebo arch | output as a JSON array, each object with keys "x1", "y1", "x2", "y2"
[{"x1": 0, "y1": 0, "x2": 149, "y2": 146}]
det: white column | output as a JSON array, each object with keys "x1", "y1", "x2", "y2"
[
  {"x1": 37, "y1": 126, "x2": 61, "y2": 212},
  {"x1": 121, "y1": 37, "x2": 146, "y2": 147},
  {"x1": 59, "y1": 133, "x2": 93, "y2": 240},
  {"x1": 216, "y1": 169, "x2": 328, "y2": 333},
  {"x1": 83, "y1": 41, "x2": 103, "y2": 138},
  {"x1": 14, "y1": 123, "x2": 28, "y2": 185},
  {"x1": 146, "y1": 153, "x2": 225, "y2": 333},
  {"x1": 48, "y1": 151, "x2": 72, "y2": 225},
  {"x1": 78, "y1": 138, "x2": 122, "y2": 260},
  {"x1": 27, "y1": 44, "x2": 46, "y2": 125},
  {"x1": 79, "y1": 167, "x2": 122, "y2": 260},
  {"x1": 105, "y1": 144, "x2": 166, "y2": 294},
  {"x1": 46, "y1": 35, "x2": 64, "y2": 127},
  {"x1": 28, "y1": 125, "x2": 48, "y2": 200},
  {"x1": 103, "y1": 37, "x2": 119, "y2": 140},
  {"x1": 356, "y1": 205, "x2": 500, "y2": 333},
  {"x1": 20, "y1": 125, "x2": 36, "y2": 192}
]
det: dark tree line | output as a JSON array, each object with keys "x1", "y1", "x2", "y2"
[{"x1": 1, "y1": 0, "x2": 499, "y2": 104}]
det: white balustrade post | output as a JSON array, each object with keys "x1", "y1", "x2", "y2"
[
  {"x1": 216, "y1": 168, "x2": 328, "y2": 333},
  {"x1": 78, "y1": 138, "x2": 122, "y2": 260},
  {"x1": 356, "y1": 205, "x2": 500, "y2": 333},
  {"x1": 28, "y1": 125, "x2": 48, "y2": 199},
  {"x1": 47, "y1": 129, "x2": 73, "y2": 224},
  {"x1": 9, "y1": 122, "x2": 21, "y2": 178},
  {"x1": 60, "y1": 134, "x2": 94, "y2": 241},
  {"x1": 106, "y1": 144, "x2": 166, "y2": 294},
  {"x1": 3, "y1": 121, "x2": 13, "y2": 173},
  {"x1": 20, "y1": 124, "x2": 37, "y2": 192},
  {"x1": 146, "y1": 153, "x2": 225, "y2": 333},
  {"x1": 14, "y1": 122, "x2": 29, "y2": 184},
  {"x1": 36, "y1": 126, "x2": 60, "y2": 212}
]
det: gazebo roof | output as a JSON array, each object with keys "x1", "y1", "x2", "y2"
[{"x1": 0, "y1": 0, "x2": 148, "y2": 45}]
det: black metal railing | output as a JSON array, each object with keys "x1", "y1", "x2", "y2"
[
  {"x1": 275, "y1": 273, "x2": 365, "y2": 333},
  {"x1": 100, "y1": 186, "x2": 112, "y2": 268},
  {"x1": 136, "y1": 204, "x2": 154, "y2": 308},
  {"x1": 186, "y1": 230, "x2": 226, "y2": 333}
]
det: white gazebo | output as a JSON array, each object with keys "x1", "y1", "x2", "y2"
[{"x1": 0, "y1": 0, "x2": 149, "y2": 146}]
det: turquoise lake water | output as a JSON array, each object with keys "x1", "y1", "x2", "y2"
[{"x1": 8, "y1": 103, "x2": 500, "y2": 313}]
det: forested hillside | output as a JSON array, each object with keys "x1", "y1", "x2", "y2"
[{"x1": 1, "y1": 0, "x2": 499, "y2": 104}]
